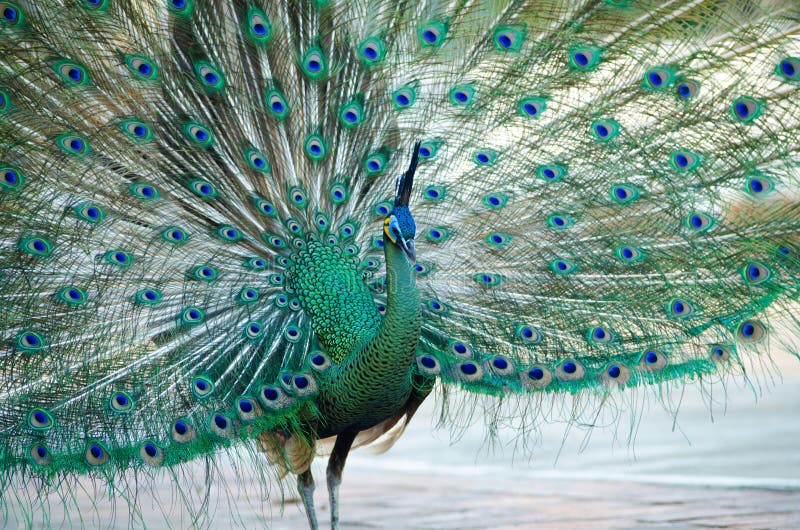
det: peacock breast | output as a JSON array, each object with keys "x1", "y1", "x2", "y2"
[{"x1": 286, "y1": 240, "x2": 381, "y2": 363}]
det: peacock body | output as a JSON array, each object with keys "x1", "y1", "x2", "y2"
[{"x1": 1, "y1": 0, "x2": 799, "y2": 527}]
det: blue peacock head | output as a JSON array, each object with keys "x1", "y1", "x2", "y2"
[{"x1": 383, "y1": 142, "x2": 420, "y2": 263}]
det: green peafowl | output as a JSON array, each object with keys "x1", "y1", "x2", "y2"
[{"x1": 1, "y1": 0, "x2": 800, "y2": 527}]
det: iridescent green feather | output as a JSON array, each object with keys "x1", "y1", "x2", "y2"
[{"x1": 0, "y1": 0, "x2": 799, "y2": 527}]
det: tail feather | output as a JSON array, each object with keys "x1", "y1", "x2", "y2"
[{"x1": 0, "y1": 0, "x2": 798, "y2": 525}]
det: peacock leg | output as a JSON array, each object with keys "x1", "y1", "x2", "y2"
[
  {"x1": 326, "y1": 429, "x2": 358, "y2": 530},
  {"x1": 298, "y1": 469, "x2": 318, "y2": 530}
]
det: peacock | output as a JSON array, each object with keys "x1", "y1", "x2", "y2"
[{"x1": 1, "y1": 0, "x2": 799, "y2": 527}]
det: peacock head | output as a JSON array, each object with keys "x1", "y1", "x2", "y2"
[{"x1": 384, "y1": 142, "x2": 420, "y2": 263}]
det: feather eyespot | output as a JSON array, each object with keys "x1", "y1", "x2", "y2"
[
  {"x1": 120, "y1": 120, "x2": 153, "y2": 142},
  {"x1": 556, "y1": 359, "x2": 585, "y2": 381},
  {"x1": 180, "y1": 306, "x2": 205, "y2": 326},
  {"x1": 237, "y1": 286, "x2": 259, "y2": 304},
  {"x1": 616, "y1": 246, "x2": 645, "y2": 263},
  {"x1": 418, "y1": 141, "x2": 439, "y2": 160},
  {"x1": 591, "y1": 119, "x2": 620, "y2": 141},
  {"x1": 547, "y1": 213, "x2": 574, "y2": 229},
  {"x1": 28, "y1": 408, "x2": 54, "y2": 430},
  {"x1": 0, "y1": 166, "x2": 21, "y2": 192},
  {"x1": 742, "y1": 261, "x2": 771, "y2": 285},
  {"x1": 265, "y1": 89, "x2": 290, "y2": 118},
  {"x1": 302, "y1": 46, "x2": 327, "y2": 78},
  {"x1": 745, "y1": 175, "x2": 774, "y2": 197},
  {"x1": 340, "y1": 101, "x2": 364, "y2": 127},
  {"x1": 671, "y1": 149, "x2": 701, "y2": 171},
  {"x1": 73, "y1": 203, "x2": 105, "y2": 224},
  {"x1": 304, "y1": 134, "x2": 327, "y2": 160},
  {"x1": 709, "y1": 344, "x2": 732, "y2": 362},
  {"x1": 183, "y1": 123, "x2": 214, "y2": 146},
  {"x1": 551, "y1": 258, "x2": 577, "y2": 274},
  {"x1": 570, "y1": 46, "x2": 601, "y2": 71},
  {"x1": 168, "y1": 0, "x2": 192, "y2": 15},
  {"x1": 610, "y1": 184, "x2": 639, "y2": 204},
  {"x1": 191, "y1": 376, "x2": 215, "y2": 399},
  {"x1": 244, "y1": 7, "x2": 271, "y2": 43},
  {"x1": 130, "y1": 182, "x2": 159, "y2": 200},
  {"x1": 416, "y1": 354, "x2": 440, "y2": 375},
  {"x1": 104, "y1": 250, "x2": 133, "y2": 268},
  {"x1": 392, "y1": 86, "x2": 416, "y2": 110},
  {"x1": 16, "y1": 331, "x2": 45, "y2": 352},
  {"x1": 640, "y1": 350, "x2": 667, "y2": 371},
  {"x1": 171, "y1": 419, "x2": 196, "y2": 443},
  {"x1": 675, "y1": 79, "x2": 699, "y2": 100},
  {"x1": 522, "y1": 365, "x2": 552, "y2": 388},
  {"x1": 140, "y1": 441, "x2": 165, "y2": 466},
  {"x1": 309, "y1": 351, "x2": 332, "y2": 371},
  {"x1": 667, "y1": 298, "x2": 694, "y2": 318},
  {"x1": 494, "y1": 26, "x2": 525, "y2": 51},
  {"x1": 56, "y1": 134, "x2": 89, "y2": 156},
  {"x1": 374, "y1": 201, "x2": 392, "y2": 217},
  {"x1": 85, "y1": 442, "x2": 109, "y2": 466},
  {"x1": 54, "y1": 60, "x2": 89, "y2": 86},
  {"x1": 731, "y1": 97, "x2": 762, "y2": 123},
  {"x1": 450, "y1": 85, "x2": 475, "y2": 106},
  {"x1": 643, "y1": 66, "x2": 675, "y2": 91},
  {"x1": 125, "y1": 55, "x2": 158, "y2": 80},
  {"x1": 109, "y1": 392, "x2": 134, "y2": 413},
  {"x1": 777, "y1": 57, "x2": 800, "y2": 81},
  {"x1": 1, "y1": 3, "x2": 23, "y2": 25},
  {"x1": 359, "y1": 36, "x2": 385, "y2": 64},
  {"x1": 330, "y1": 183, "x2": 348, "y2": 204},
  {"x1": 288, "y1": 187, "x2": 308, "y2": 208},
  {"x1": 31, "y1": 444, "x2": 52, "y2": 467},
  {"x1": 134, "y1": 288, "x2": 162, "y2": 305},
  {"x1": 216, "y1": 225, "x2": 242, "y2": 242},
  {"x1": 602, "y1": 363, "x2": 631, "y2": 385},
  {"x1": 19, "y1": 236, "x2": 53, "y2": 257},
  {"x1": 537, "y1": 164, "x2": 565, "y2": 182},
  {"x1": 472, "y1": 149, "x2": 497, "y2": 166},
  {"x1": 188, "y1": 179, "x2": 218, "y2": 199},
  {"x1": 363, "y1": 153, "x2": 387, "y2": 175},
  {"x1": 58, "y1": 286, "x2": 87, "y2": 305},
  {"x1": 244, "y1": 149, "x2": 269, "y2": 172},
  {"x1": 244, "y1": 321, "x2": 264, "y2": 340},
  {"x1": 419, "y1": 21, "x2": 447, "y2": 47}
]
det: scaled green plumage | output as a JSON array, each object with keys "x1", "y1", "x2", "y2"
[{"x1": 0, "y1": 0, "x2": 799, "y2": 528}]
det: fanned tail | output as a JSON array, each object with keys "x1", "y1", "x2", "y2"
[
  {"x1": 0, "y1": 0, "x2": 799, "y2": 526},
  {"x1": 397, "y1": 1, "x2": 800, "y2": 415}
]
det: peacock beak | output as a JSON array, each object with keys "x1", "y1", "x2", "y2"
[{"x1": 399, "y1": 238, "x2": 416, "y2": 263}]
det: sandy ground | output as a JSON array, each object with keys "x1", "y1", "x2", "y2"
[{"x1": 6, "y1": 352, "x2": 800, "y2": 529}]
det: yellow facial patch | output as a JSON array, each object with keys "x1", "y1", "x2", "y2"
[{"x1": 383, "y1": 216, "x2": 397, "y2": 243}]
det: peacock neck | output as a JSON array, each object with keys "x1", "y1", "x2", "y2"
[
  {"x1": 374, "y1": 234, "x2": 421, "y2": 352},
  {"x1": 341, "y1": 233, "x2": 420, "y2": 376},
  {"x1": 320, "y1": 234, "x2": 421, "y2": 431}
]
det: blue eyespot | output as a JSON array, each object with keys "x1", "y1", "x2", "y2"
[
  {"x1": 460, "y1": 362, "x2": 478, "y2": 375},
  {"x1": 2, "y1": 5, "x2": 19, "y2": 23}
]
